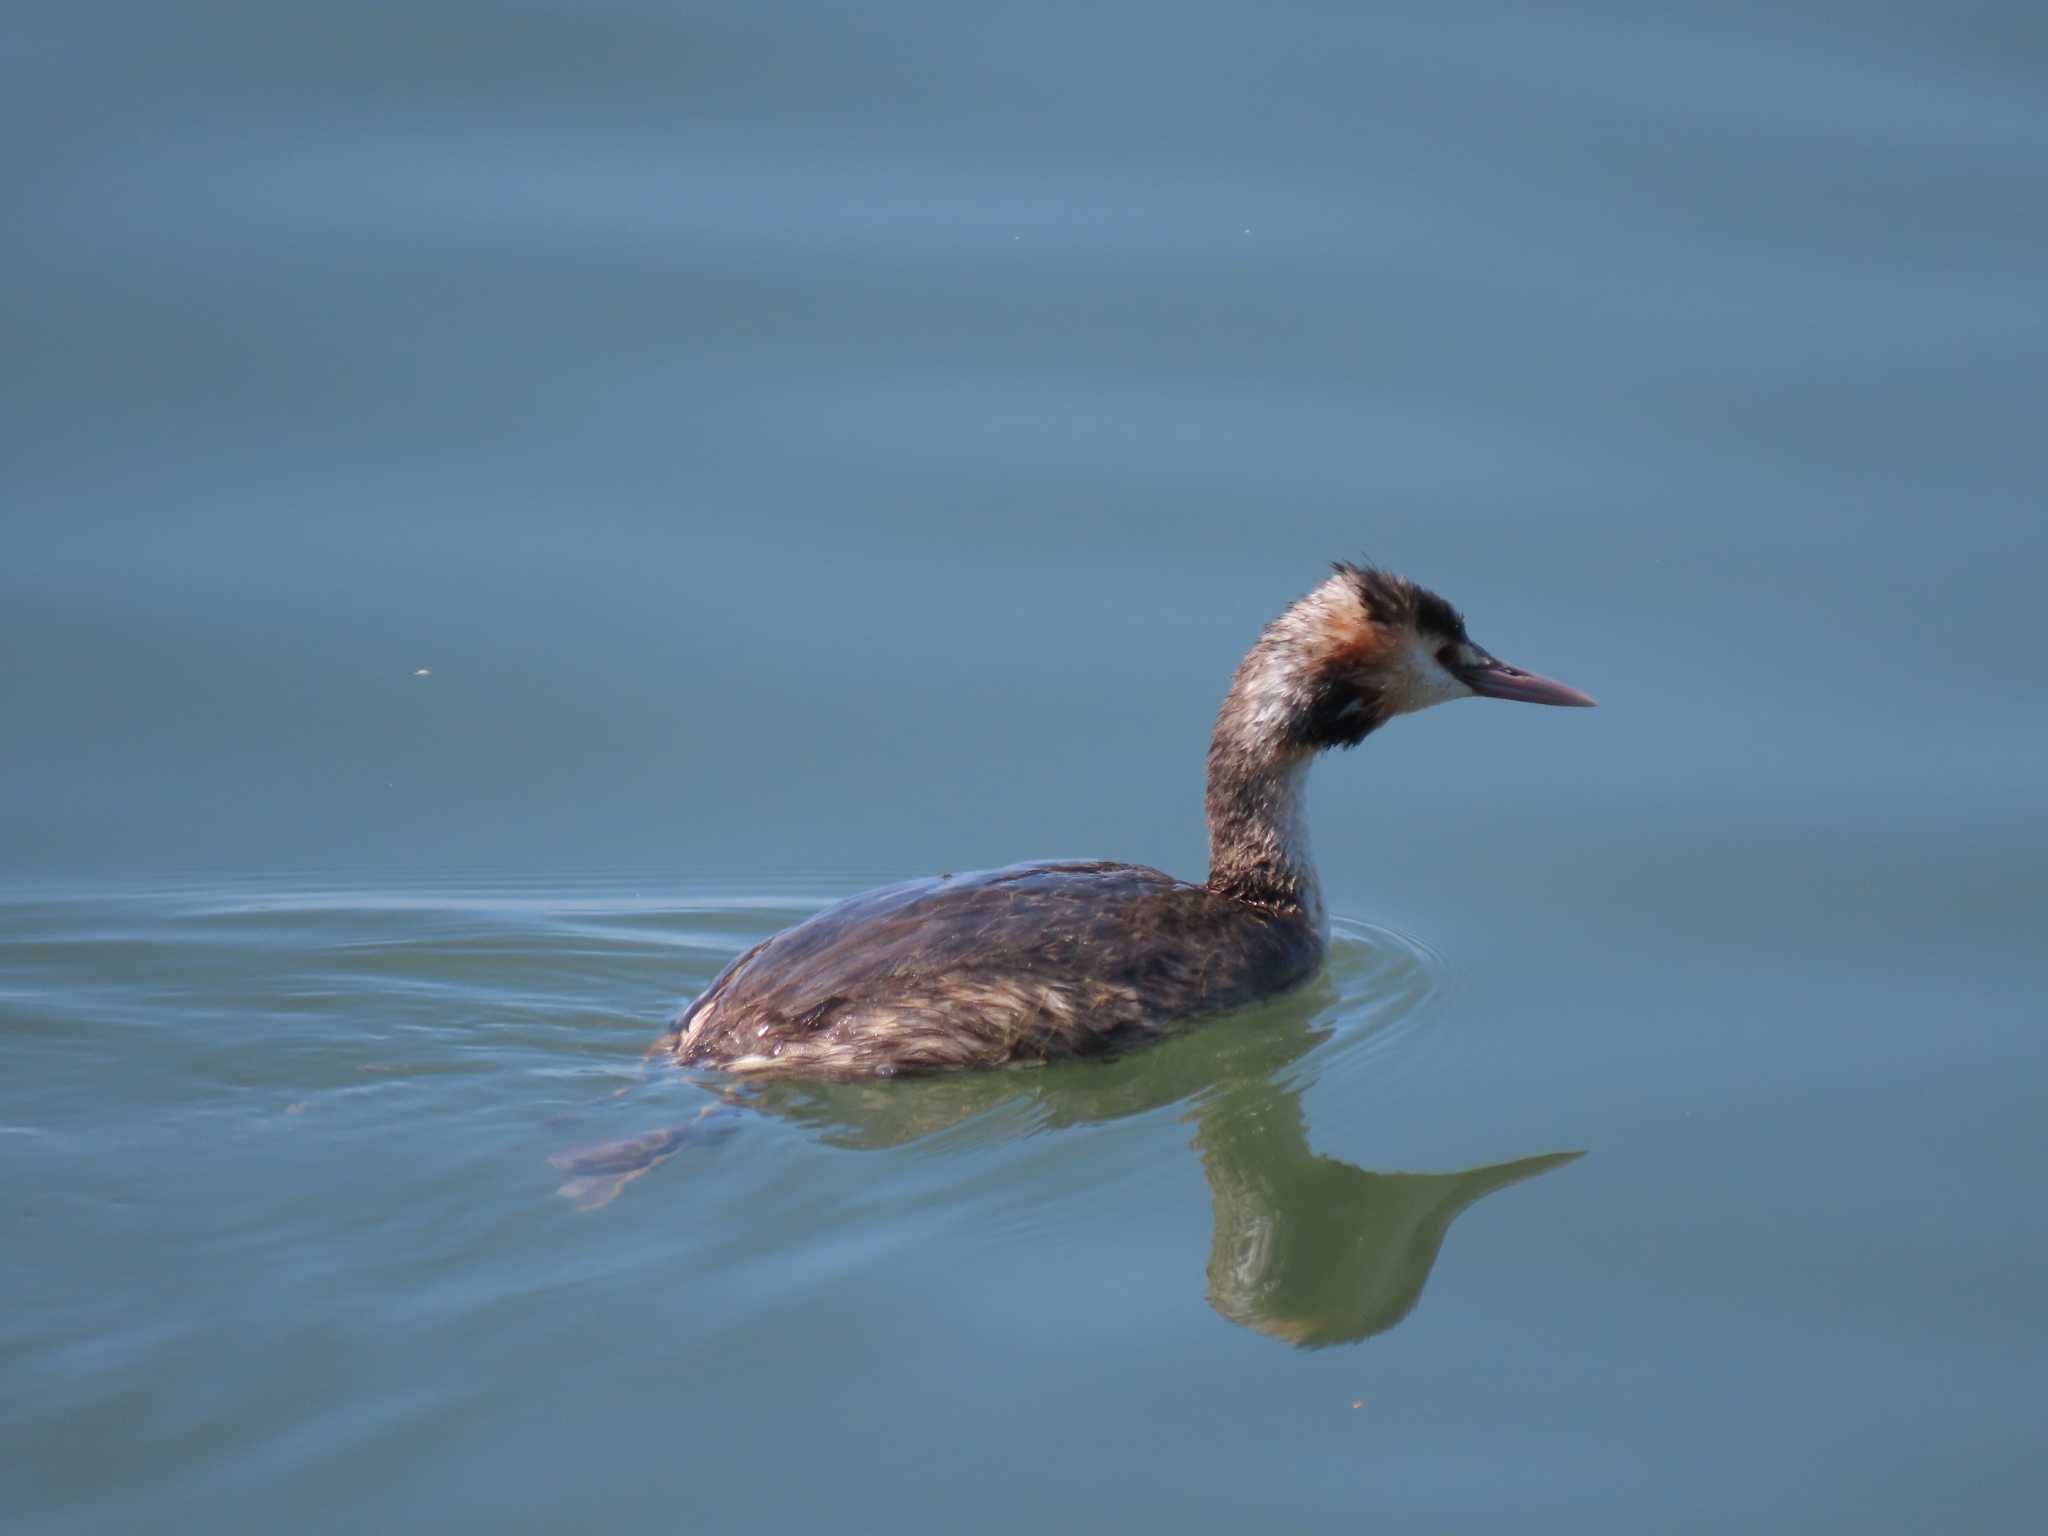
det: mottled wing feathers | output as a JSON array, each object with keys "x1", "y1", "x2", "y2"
[{"x1": 669, "y1": 862, "x2": 1322, "y2": 1076}]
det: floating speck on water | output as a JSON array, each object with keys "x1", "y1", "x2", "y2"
[{"x1": 414, "y1": 668, "x2": 431, "y2": 677}]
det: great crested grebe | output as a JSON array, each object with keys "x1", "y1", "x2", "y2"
[{"x1": 667, "y1": 563, "x2": 1593, "y2": 1077}]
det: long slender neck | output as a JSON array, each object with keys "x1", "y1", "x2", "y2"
[
  {"x1": 1206, "y1": 742, "x2": 1325, "y2": 932},
  {"x1": 1205, "y1": 654, "x2": 1327, "y2": 935}
]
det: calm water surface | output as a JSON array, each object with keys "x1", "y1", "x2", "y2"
[{"x1": 5, "y1": 1, "x2": 2046, "y2": 1531}]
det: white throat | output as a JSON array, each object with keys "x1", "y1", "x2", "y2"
[{"x1": 1263, "y1": 755, "x2": 1327, "y2": 940}]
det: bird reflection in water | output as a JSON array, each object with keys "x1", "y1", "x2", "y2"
[
  {"x1": 1192, "y1": 1081, "x2": 1576, "y2": 1347},
  {"x1": 553, "y1": 968, "x2": 1579, "y2": 1349}
]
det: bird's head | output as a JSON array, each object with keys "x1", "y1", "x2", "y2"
[{"x1": 1233, "y1": 562, "x2": 1596, "y2": 753}]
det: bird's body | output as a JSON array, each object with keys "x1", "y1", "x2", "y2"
[
  {"x1": 668, "y1": 860, "x2": 1323, "y2": 1075},
  {"x1": 667, "y1": 563, "x2": 1592, "y2": 1078}
]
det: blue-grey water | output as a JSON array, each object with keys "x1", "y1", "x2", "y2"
[{"x1": 5, "y1": 2, "x2": 2045, "y2": 1530}]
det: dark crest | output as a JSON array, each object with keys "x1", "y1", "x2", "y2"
[{"x1": 1333, "y1": 561, "x2": 1467, "y2": 642}]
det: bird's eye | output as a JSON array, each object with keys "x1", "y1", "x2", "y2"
[{"x1": 1434, "y1": 643, "x2": 1459, "y2": 669}]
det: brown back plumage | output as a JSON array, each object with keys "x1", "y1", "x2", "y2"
[{"x1": 669, "y1": 861, "x2": 1322, "y2": 1076}]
